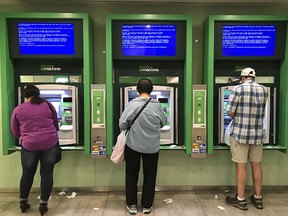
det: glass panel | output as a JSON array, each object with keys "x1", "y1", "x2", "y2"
[
  {"x1": 215, "y1": 76, "x2": 240, "y2": 84},
  {"x1": 166, "y1": 76, "x2": 179, "y2": 84},
  {"x1": 20, "y1": 76, "x2": 34, "y2": 83},
  {"x1": 69, "y1": 76, "x2": 82, "y2": 83},
  {"x1": 55, "y1": 76, "x2": 69, "y2": 83},
  {"x1": 20, "y1": 75, "x2": 82, "y2": 83},
  {"x1": 215, "y1": 76, "x2": 275, "y2": 84},
  {"x1": 119, "y1": 76, "x2": 179, "y2": 84},
  {"x1": 256, "y1": 76, "x2": 275, "y2": 83}
]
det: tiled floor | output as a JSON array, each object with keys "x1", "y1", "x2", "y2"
[{"x1": 0, "y1": 189, "x2": 288, "y2": 215}]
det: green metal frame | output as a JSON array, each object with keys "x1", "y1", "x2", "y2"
[
  {"x1": 106, "y1": 14, "x2": 192, "y2": 155},
  {"x1": 204, "y1": 15, "x2": 288, "y2": 154},
  {"x1": 0, "y1": 12, "x2": 94, "y2": 155}
]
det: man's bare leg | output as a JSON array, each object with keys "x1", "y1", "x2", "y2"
[
  {"x1": 236, "y1": 163, "x2": 247, "y2": 199},
  {"x1": 250, "y1": 161, "x2": 263, "y2": 196}
]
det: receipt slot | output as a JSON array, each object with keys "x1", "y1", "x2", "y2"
[
  {"x1": 91, "y1": 84, "x2": 106, "y2": 157},
  {"x1": 191, "y1": 85, "x2": 207, "y2": 158}
]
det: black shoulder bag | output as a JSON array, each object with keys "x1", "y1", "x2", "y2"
[{"x1": 45, "y1": 100, "x2": 62, "y2": 164}]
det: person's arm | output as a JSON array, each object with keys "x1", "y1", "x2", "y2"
[
  {"x1": 227, "y1": 111, "x2": 235, "y2": 118},
  {"x1": 158, "y1": 105, "x2": 167, "y2": 128},
  {"x1": 10, "y1": 108, "x2": 21, "y2": 139},
  {"x1": 119, "y1": 103, "x2": 134, "y2": 130}
]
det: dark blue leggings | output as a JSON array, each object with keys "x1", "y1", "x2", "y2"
[{"x1": 20, "y1": 144, "x2": 59, "y2": 201}]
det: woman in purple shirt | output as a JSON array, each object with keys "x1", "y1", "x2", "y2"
[{"x1": 10, "y1": 85, "x2": 60, "y2": 216}]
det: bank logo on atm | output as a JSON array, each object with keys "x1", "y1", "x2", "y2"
[
  {"x1": 40, "y1": 64, "x2": 61, "y2": 71},
  {"x1": 139, "y1": 65, "x2": 159, "y2": 73}
]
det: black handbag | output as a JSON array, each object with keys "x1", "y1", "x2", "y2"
[
  {"x1": 45, "y1": 100, "x2": 62, "y2": 164},
  {"x1": 55, "y1": 145, "x2": 62, "y2": 163}
]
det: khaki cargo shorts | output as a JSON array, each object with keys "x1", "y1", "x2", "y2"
[{"x1": 230, "y1": 136, "x2": 263, "y2": 163}]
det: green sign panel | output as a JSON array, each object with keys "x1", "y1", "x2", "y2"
[
  {"x1": 92, "y1": 90, "x2": 105, "y2": 128},
  {"x1": 193, "y1": 90, "x2": 206, "y2": 128}
]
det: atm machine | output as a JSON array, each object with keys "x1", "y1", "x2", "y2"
[
  {"x1": 38, "y1": 84, "x2": 78, "y2": 145},
  {"x1": 123, "y1": 85, "x2": 174, "y2": 145},
  {"x1": 19, "y1": 84, "x2": 79, "y2": 145},
  {"x1": 219, "y1": 86, "x2": 271, "y2": 144}
]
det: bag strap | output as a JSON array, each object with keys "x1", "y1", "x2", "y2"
[
  {"x1": 45, "y1": 100, "x2": 54, "y2": 118},
  {"x1": 45, "y1": 100, "x2": 59, "y2": 130},
  {"x1": 128, "y1": 97, "x2": 152, "y2": 130}
]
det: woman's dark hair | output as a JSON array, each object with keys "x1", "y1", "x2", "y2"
[
  {"x1": 22, "y1": 85, "x2": 44, "y2": 104},
  {"x1": 137, "y1": 78, "x2": 153, "y2": 95}
]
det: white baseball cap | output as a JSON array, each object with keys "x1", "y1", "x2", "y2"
[{"x1": 240, "y1": 67, "x2": 256, "y2": 78}]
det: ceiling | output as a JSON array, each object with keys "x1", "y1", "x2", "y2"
[{"x1": 0, "y1": 0, "x2": 287, "y2": 5}]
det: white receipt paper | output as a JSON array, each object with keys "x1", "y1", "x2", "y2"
[
  {"x1": 66, "y1": 192, "x2": 77, "y2": 199},
  {"x1": 217, "y1": 206, "x2": 225, "y2": 210},
  {"x1": 163, "y1": 198, "x2": 172, "y2": 204}
]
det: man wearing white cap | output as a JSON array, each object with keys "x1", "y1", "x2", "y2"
[{"x1": 225, "y1": 67, "x2": 268, "y2": 210}]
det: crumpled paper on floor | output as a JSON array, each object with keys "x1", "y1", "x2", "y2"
[
  {"x1": 66, "y1": 192, "x2": 77, "y2": 199},
  {"x1": 59, "y1": 191, "x2": 66, "y2": 195},
  {"x1": 163, "y1": 198, "x2": 172, "y2": 204}
]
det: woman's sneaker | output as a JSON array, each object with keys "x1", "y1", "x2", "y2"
[
  {"x1": 127, "y1": 205, "x2": 137, "y2": 215},
  {"x1": 250, "y1": 194, "x2": 263, "y2": 209},
  {"x1": 226, "y1": 195, "x2": 248, "y2": 210},
  {"x1": 143, "y1": 206, "x2": 152, "y2": 214}
]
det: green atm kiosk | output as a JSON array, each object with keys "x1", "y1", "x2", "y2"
[
  {"x1": 204, "y1": 15, "x2": 288, "y2": 154},
  {"x1": 0, "y1": 12, "x2": 94, "y2": 155},
  {"x1": 106, "y1": 14, "x2": 193, "y2": 155}
]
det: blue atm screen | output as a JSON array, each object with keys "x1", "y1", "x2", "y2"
[
  {"x1": 18, "y1": 23, "x2": 75, "y2": 55},
  {"x1": 122, "y1": 24, "x2": 176, "y2": 56},
  {"x1": 222, "y1": 25, "x2": 276, "y2": 57}
]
